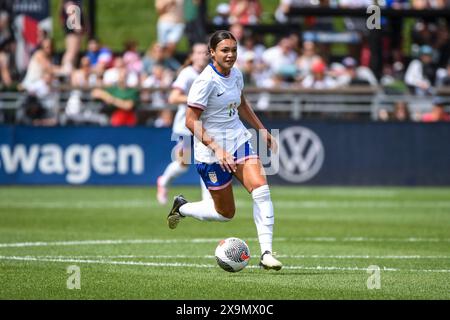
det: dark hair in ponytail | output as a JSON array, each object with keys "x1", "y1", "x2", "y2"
[{"x1": 208, "y1": 30, "x2": 237, "y2": 51}]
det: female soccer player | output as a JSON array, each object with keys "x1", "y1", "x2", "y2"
[
  {"x1": 156, "y1": 43, "x2": 211, "y2": 205},
  {"x1": 167, "y1": 30, "x2": 282, "y2": 270}
]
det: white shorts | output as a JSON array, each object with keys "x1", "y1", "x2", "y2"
[{"x1": 157, "y1": 21, "x2": 185, "y2": 45}]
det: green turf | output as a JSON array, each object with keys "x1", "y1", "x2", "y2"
[{"x1": 0, "y1": 186, "x2": 449, "y2": 300}]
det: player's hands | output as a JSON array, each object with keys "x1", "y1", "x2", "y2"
[{"x1": 214, "y1": 147, "x2": 237, "y2": 173}]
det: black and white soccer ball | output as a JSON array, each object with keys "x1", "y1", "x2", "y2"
[{"x1": 215, "y1": 237, "x2": 250, "y2": 272}]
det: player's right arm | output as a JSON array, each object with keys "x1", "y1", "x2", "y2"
[{"x1": 186, "y1": 107, "x2": 236, "y2": 173}]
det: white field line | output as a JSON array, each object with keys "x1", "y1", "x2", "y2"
[
  {"x1": 0, "y1": 255, "x2": 213, "y2": 268},
  {"x1": 2, "y1": 199, "x2": 450, "y2": 209},
  {"x1": 1, "y1": 236, "x2": 450, "y2": 248},
  {"x1": 0, "y1": 255, "x2": 449, "y2": 273},
  {"x1": 0, "y1": 238, "x2": 257, "y2": 248},
  {"x1": 28, "y1": 254, "x2": 450, "y2": 260}
]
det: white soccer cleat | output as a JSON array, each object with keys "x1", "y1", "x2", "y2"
[
  {"x1": 259, "y1": 251, "x2": 283, "y2": 271},
  {"x1": 156, "y1": 176, "x2": 168, "y2": 205}
]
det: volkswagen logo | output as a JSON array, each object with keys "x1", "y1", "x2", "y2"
[{"x1": 278, "y1": 126, "x2": 324, "y2": 183}]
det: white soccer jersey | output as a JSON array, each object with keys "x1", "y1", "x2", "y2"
[
  {"x1": 171, "y1": 65, "x2": 201, "y2": 136},
  {"x1": 187, "y1": 63, "x2": 252, "y2": 163}
]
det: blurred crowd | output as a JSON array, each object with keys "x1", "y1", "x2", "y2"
[{"x1": 1, "y1": 0, "x2": 450, "y2": 126}]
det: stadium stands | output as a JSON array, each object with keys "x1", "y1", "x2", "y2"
[{"x1": 1, "y1": 0, "x2": 450, "y2": 126}]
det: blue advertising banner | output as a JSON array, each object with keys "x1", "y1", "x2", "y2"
[
  {"x1": 1, "y1": 123, "x2": 450, "y2": 186},
  {"x1": 0, "y1": 126, "x2": 197, "y2": 185},
  {"x1": 263, "y1": 121, "x2": 450, "y2": 186}
]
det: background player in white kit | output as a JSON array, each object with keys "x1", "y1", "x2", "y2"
[
  {"x1": 156, "y1": 43, "x2": 211, "y2": 205},
  {"x1": 167, "y1": 30, "x2": 282, "y2": 270}
]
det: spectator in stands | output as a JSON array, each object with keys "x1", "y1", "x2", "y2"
[
  {"x1": 71, "y1": 56, "x2": 98, "y2": 89},
  {"x1": 142, "y1": 63, "x2": 173, "y2": 106},
  {"x1": 229, "y1": 0, "x2": 262, "y2": 26},
  {"x1": 20, "y1": 38, "x2": 62, "y2": 92},
  {"x1": 332, "y1": 56, "x2": 378, "y2": 87},
  {"x1": 392, "y1": 101, "x2": 411, "y2": 122},
  {"x1": 236, "y1": 34, "x2": 266, "y2": 86},
  {"x1": 377, "y1": 101, "x2": 412, "y2": 122},
  {"x1": 296, "y1": 40, "x2": 321, "y2": 81},
  {"x1": 257, "y1": 69, "x2": 293, "y2": 111},
  {"x1": 301, "y1": 59, "x2": 337, "y2": 89},
  {"x1": 380, "y1": 62, "x2": 408, "y2": 94},
  {"x1": 0, "y1": 2, "x2": 14, "y2": 88},
  {"x1": 404, "y1": 45, "x2": 436, "y2": 95},
  {"x1": 435, "y1": 59, "x2": 450, "y2": 87},
  {"x1": 60, "y1": 1, "x2": 85, "y2": 75},
  {"x1": 240, "y1": 51, "x2": 258, "y2": 86},
  {"x1": 0, "y1": 1, "x2": 13, "y2": 46},
  {"x1": 142, "y1": 63, "x2": 174, "y2": 127},
  {"x1": 155, "y1": 0, "x2": 185, "y2": 57},
  {"x1": 17, "y1": 71, "x2": 59, "y2": 126},
  {"x1": 91, "y1": 69, "x2": 139, "y2": 126},
  {"x1": 86, "y1": 38, "x2": 113, "y2": 77},
  {"x1": 142, "y1": 42, "x2": 180, "y2": 80},
  {"x1": 412, "y1": 0, "x2": 448, "y2": 10},
  {"x1": 103, "y1": 56, "x2": 139, "y2": 88},
  {"x1": 235, "y1": 32, "x2": 264, "y2": 71},
  {"x1": 377, "y1": 108, "x2": 390, "y2": 122},
  {"x1": 212, "y1": 3, "x2": 231, "y2": 26},
  {"x1": 64, "y1": 56, "x2": 107, "y2": 125},
  {"x1": 0, "y1": 50, "x2": 12, "y2": 88},
  {"x1": 262, "y1": 36, "x2": 298, "y2": 82},
  {"x1": 420, "y1": 96, "x2": 450, "y2": 122},
  {"x1": 240, "y1": 33, "x2": 266, "y2": 65},
  {"x1": 123, "y1": 40, "x2": 143, "y2": 75}
]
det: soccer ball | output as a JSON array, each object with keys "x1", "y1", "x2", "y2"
[{"x1": 215, "y1": 237, "x2": 250, "y2": 272}]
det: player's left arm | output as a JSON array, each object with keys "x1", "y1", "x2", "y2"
[{"x1": 238, "y1": 93, "x2": 278, "y2": 153}]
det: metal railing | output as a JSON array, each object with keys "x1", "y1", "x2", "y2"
[{"x1": 1, "y1": 86, "x2": 449, "y2": 124}]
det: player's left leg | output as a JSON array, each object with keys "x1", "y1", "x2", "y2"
[{"x1": 234, "y1": 155, "x2": 282, "y2": 271}]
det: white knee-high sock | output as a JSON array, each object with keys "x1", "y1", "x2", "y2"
[
  {"x1": 252, "y1": 185, "x2": 274, "y2": 255},
  {"x1": 179, "y1": 199, "x2": 230, "y2": 222},
  {"x1": 200, "y1": 178, "x2": 212, "y2": 201},
  {"x1": 159, "y1": 161, "x2": 188, "y2": 186}
]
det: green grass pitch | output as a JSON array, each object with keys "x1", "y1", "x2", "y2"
[{"x1": 0, "y1": 186, "x2": 449, "y2": 300}]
